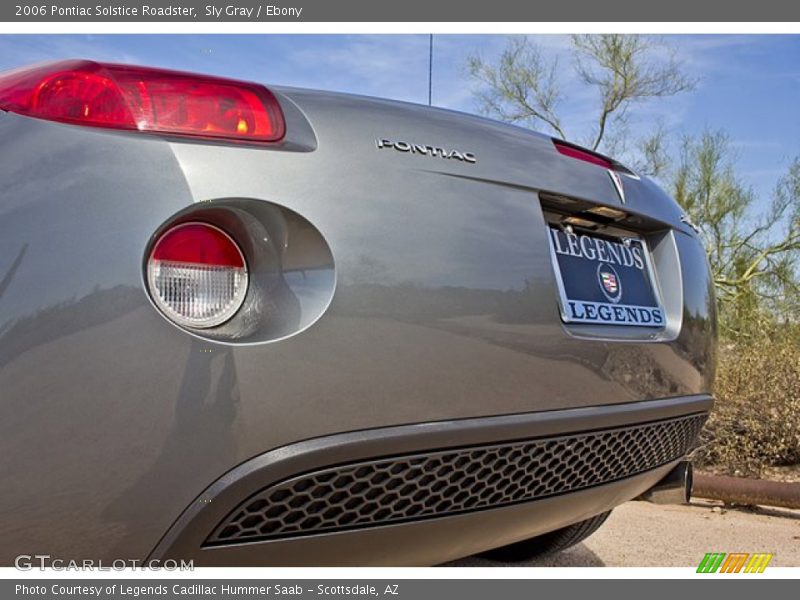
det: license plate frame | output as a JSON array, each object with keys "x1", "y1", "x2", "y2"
[{"x1": 547, "y1": 225, "x2": 666, "y2": 328}]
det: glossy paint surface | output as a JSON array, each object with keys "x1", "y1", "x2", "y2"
[{"x1": 0, "y1": 88, "x2": 716, "y2": 563}]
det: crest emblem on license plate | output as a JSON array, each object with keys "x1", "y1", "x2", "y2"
[{"x1": 597, "y1": 263, "x2": 622, "y2": 303}]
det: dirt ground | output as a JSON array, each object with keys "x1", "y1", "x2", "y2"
[{"x1": 449, "y1": 499, "x2": 800, "y2": 567}]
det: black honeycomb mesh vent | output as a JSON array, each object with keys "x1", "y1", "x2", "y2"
[{"x1": 206, "y1": 414, "x2": 705, "y2": 545}]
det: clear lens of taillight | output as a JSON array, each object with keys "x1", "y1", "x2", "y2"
[
  {"x1": 0, "y1": 59, "x2": 285, "y2": 144},
  {"x1": 147, "y1": 222, "x2": 248, "y2": 329}
]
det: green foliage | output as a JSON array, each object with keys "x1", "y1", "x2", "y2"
[{"x1": 671, "y1": 132, "x2": 800, "y2": 335}]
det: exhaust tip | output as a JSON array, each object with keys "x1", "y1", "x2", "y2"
[{"x1": 639, "y1": 461, "x2": 693, "y2": 505}]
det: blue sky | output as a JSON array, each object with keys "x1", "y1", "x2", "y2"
[{"x1": 0, "y1": 34, "x2": 797, "y2": 201}]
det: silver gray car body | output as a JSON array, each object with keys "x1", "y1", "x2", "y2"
[{"x1": 0, "y1": 84, "x2": 716, "y2": 565}]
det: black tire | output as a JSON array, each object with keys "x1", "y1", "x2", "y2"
[{"x1": 478, "y1": 511, "x2": 612, "y2": 562}]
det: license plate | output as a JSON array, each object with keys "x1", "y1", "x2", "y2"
[{"x1": 547, "y1": 225, "x2": 665, "y2": 327}]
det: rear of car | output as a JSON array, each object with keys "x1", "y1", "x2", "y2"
[{"x1": 0, "y1": 61, "x2": 716, "y2": 566}]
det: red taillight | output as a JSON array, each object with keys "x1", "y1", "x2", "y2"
[
  {"x1": 152, "y1": 223, "x2": 245, "y2": 268},
  {"x1": 0, "y1": 60, "x2": 285, "y2": 144},
  {"x1": 147, "y1": 223, "x2": 248, "y2": 329},
  {"x1": 553, "y1": 140, "x2": 614, "y2": 170}
]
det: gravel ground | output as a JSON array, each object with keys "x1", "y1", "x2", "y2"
[{"x1": 448, "y1": 499, "x2": 800, "y2": 567}]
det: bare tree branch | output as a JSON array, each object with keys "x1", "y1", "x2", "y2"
[
  {"x1": 468, "y1": 37, "x2": 567, "y2": 139},
  {"x1": 571, "y1": 34, "x2": 695, "y2": 150},
  {"x1": 467, "y1": 35, "x2": 694, "y2": 155}
]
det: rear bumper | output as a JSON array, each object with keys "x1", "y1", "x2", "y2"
[{"x1": 151, "y1": 394, "x2": 711, "y2": 566}]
